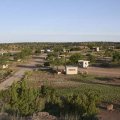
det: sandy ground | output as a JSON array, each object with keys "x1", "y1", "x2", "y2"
[
  {"x1": 79, "y1": 67, "x2": 120, "y2": 77},
  {"x1": 98, "y1": 110, "x2": 120, "y2": 120},
  {"x1": 0, "y1": 54, "x2": 47, "y2": 90}
]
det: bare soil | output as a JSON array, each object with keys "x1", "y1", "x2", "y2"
[
  {"x1": 0, "y1": 54, "x2": 47, "y2": 90},
  {"x1": 79, "y1": 66, "x2": 120, "y2": 77},
  {"x1": 98, "y1": 110, "x2": 120, "y2": 120}
]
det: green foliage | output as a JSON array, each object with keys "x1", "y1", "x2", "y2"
[
  {"x1": 62, "y1": 92, "x2": 99, "y2": 118},
  {"x1": 70, "y1": 47, "x2": 81, "y2": 51},
  {"x1": 53, "y1": 46, "x2": 63, "y2": 52},
  {"x1": 1, "y1": 81, "x2": 45, "y2": 116},
  {"x1": 0, "y1": 69, "x2": 12, "y2": 81},
  {"x1": 14, "y1": 48, "x2": 32, "y2": 60},
  {"x1": 104, "y1": 49, "x2": 113, "y2": 57},
  {"x1": 44, "y1": 62, "x2": 50, "y2": 66},
  {"x1": 69, "y1": 53, "x2": 83, "y2": 64},
  {"x1": 47, "y1": 52, "x2": 65, "y2": 69},
  {"x1": 0, "y1": 80, "x2": 100, "y2": 119},
  {"x1": 87, "y1": 54, "x2": 96, "y2": 63},
  {"x1": 0, "y1": 53, "x2": 10, "y2": 65},
  {"x1": 112, "y1": 51, "x2": 120, "y2": 63}
]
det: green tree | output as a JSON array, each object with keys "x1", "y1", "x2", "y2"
[
  {"x1": 112, "y1": 51, "x2": 120, "y2": 63},
  {"x1": 87, "y1": 54, "x2": 96, "y2": 63},
  {"x1": 69, "y1": 53, "x2": 83, "y2": 64},
  {"x1": 6, "y1": 80, "x2": 45, "y2": 116}
]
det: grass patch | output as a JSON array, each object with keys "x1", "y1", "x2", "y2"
[
  {"x1": 55, "y1": 84, "x2": 120, "y2": 103},
  {"x1": 25, "y1": 71, "x2": 120, "y2": 103}
]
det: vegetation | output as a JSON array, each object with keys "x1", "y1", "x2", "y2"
[
  {"x1": 14, "y1": 48, "x2": 32, "y2": 60},
  {"x1": 0, "y1": 80, "x2": 100, "y2": 119},
  {"x1": 0, "y1": 42, "x2": 120, "y2": 119},
  {"x1": 0, "y1": 69, "x2": 13, "y2": 82},
  {"x1": 69, "y1": 53, "x2": 83, "y2": 64},
  {"x1": 112, "y1": 51, "x2": 120, "y2": 63},
  {"x1": 26, "y1": 71, "x2": 120, "y2": 103},
  {"x1": 0, "y1": 53, "x2": 10, "y2": 65},
  {"x1": 47, "y1": 52, "x2": 65, "y2": 69}
]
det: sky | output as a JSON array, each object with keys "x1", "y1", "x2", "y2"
[{"x1": 0, "y1": 0, "x2": 120, "y2": 43}]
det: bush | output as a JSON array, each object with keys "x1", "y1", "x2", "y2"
[{"x1": 0, "y1": 81, "x2": 100, "y2": 119}]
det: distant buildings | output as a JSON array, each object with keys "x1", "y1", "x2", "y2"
[
  {"x1": 0, "y1": 50, "x2": 21, "y2": 56},
  {"x1": 40, "y1": 49, "x2": 45, "y2": 53},
  {"x1": 63, "y1": 48, "x2": 70, "y2": 53},
  {"x1": 46, "y1": 49, "x2": 53, "y2": 53},
  {"x1": 108, "y1": 46, "x2": 115, "y2": 50}
]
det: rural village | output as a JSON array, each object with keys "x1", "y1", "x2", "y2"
[{"x1": 0, "y1": 42, "x2": 120, "y2": 120}]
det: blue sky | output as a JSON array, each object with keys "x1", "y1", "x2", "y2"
[{"x1": 0, "y1": 0, "x2": 120, "y2": 43}]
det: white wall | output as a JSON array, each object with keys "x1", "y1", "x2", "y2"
[{"x1": 66, "y1": 67, "x2": 78, "y2": 75}]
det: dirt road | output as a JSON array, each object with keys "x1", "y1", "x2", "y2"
[
  {"x1": 79, "y1": 67, "x2": 120, "y2": 77},
  {"x1": 0, "y1": 54, "x2": 47, "y2": 91}
]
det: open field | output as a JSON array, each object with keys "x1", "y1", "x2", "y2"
[
  {"x1": 26, "y1": 70, "x2": 120, "y2": 103},
  {"x1": 25, "y1": 70, "x2": 120, "y2": 120}
]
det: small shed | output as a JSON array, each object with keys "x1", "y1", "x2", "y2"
[
  {"x1": 66, "y1": 66, "x2": 78, "y2": 75},
  {"x1": 2, "y1": 64, "x2": 8, "y2": 69},
  {"x1": 17, "y1": 59, "x2": 21, "y2": 62},
  {"x1": 93, "y1": 47, "x2": 100, "y2": 52},
  {"x1": 78, "y1": 60, "x2": 89, "y2": 68},
  {"x1": 63, "y1": 48, "x2": 70, "y2": 53},
  {"x1": 40, "y1": 49, "x2": 45, "y2": 53},
  {"x1": 46, "y1": 49, "x2": 53, "y2": 53}
]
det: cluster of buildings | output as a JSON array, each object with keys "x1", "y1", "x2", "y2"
[{"x1": 65, "y1": 60, "x2": 89, "y2": 75}]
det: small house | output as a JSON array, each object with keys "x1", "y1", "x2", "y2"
[
  {"x1": 78, "y1": 60, "x2": 89, "y2": 68},
  {"x1": 66, "y1": 66, "x2": 78, "y2": 75},
  {"x1": 40, "y1": 49, "x2": 45, "y2": 53},
  {"x1": 2, "y1": 64, "x2": 8, "y2": 69},
  {"x1": 63, "y1": 48, "x2": 70, "y2": 53},
  {"x1": 46, "y1": 49, "x2": 53, "y2": 53},
  {"x1": 92, "y1": 47, "x2": 100, "y2": 52},
  {"x1": 17, "y1": 59, "x2": 21, "y2": 62}
]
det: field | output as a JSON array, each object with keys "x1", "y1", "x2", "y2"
[{"x1": 26, "y1": 70, "x2": 120, "y2": 103}]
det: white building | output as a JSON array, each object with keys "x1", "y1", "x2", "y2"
[
  {"x1": 40, "y1": 49, "x2": 45, "y2": 53},
  {"x1": 93, "y1": 47, "x2": 100, "y2": 52},
  {"x1": 46, "y1": 49, "x2": 53, "y2": 53},
  {"x1": 66, "y1": 66, "x2": 78, "y2": 75},
  {"x1": 63, "y1": 48, "x2": 70, "y2": 53},
  {"x1": 78, "y1": 60, "x2": 89, "y2": 68},
  {"x1": 17, "y1": 59, "x2": 21, "y2": 62},
  {"x1": 2, "y1": 64, "x2": 8, "y2": 69},
  {"x1": 96, "y1": 47, "x2": 100, "y2": 52}
]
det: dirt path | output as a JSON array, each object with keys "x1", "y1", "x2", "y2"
[
  {"x1": 0, "y1": 69, "x2": 27, "y2": 90},
  {"x1": 0, "y1": 54, "x2": 47, "y2": 91},
  {"x1": 79, "y1": 67, "x2": 120, "y2": 77},
  {"x1": 98, "y1": 110, "x2": 120, "y2": 120}
]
